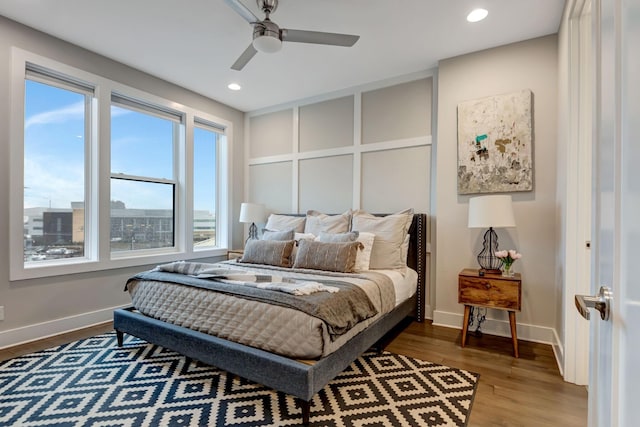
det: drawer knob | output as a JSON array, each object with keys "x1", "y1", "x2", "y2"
[{"x1": 484, "y1": 283, "x2": 491, "y2": 289}]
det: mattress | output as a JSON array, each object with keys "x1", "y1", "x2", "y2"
[{"x1": 125, "y1": 262, "x2": 417, "y2": 359}]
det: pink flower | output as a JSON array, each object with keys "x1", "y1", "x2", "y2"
[
  {"x1": 495, "y1": 249, "x2": 522, "y2": 264},
  {"x1": 508, "y1": 250, "x2": 522, "y2": 260}
]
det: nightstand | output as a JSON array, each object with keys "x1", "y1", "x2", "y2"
[
  {"x1": 227, "y1": 249, "x2": 244, "y2": 260},
  {"x1": 458, "y1": 268, "x2": 522, "y2": 357}
]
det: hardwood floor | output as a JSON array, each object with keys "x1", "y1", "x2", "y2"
[
  {"x1": 0, "y1": 322, "x2": 114, "y2": 362},
  {"x1": 0, "y1": 320, "x2": 588, "y2": 426},
  {"x1": 386, "y1": 320, "x2": 588, "y2": 427}
]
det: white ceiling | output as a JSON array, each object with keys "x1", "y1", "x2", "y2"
[{"x1": 0, "y1": 0, "x2": 565, "y2": 112}]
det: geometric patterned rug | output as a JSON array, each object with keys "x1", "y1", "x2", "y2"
[{"x1": 0, "y1": 332, "x2": 479, "y2": 426}]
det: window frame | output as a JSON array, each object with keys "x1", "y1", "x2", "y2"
[
  {"x1": 109, "y1": 94, "x2": 183, "y2": 258},
  {"x1": 192, "y1": 118, "x2": 226, "y2": 251},
  {"x1": 9, "y1": 48, "x2": 232, "y2": 280}
]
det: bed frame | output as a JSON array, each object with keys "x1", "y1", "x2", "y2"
[{"x1": 113, "y1": 213, "x2": 427, "y2": 425}]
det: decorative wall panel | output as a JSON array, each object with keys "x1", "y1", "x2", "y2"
[
  {"x1": 249, "y1": 109, "x2": 293, "y2": 158},
  {"x1": 362, "y1": 78, "x2": 432, "y2": 144},
  {"x1": 361, "y1": 146, "x2": 431, "y2": 213},
  {"x1": 299, "y1": 96, "x2": 354, "y2": 152},
  {"x1": 299, "y1": 155, "x2": 353, "y2": 213}
]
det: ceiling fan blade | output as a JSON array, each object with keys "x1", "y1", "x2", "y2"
[
  {"x1": 231, "y1": 43, "x2": 258, "y2": 70},
  {"x1": 224, "y1": 0, "x2": 259, "y2": 24},
  {"x1": 282, "y1": 29, "x2": 360, "y2": 47}
]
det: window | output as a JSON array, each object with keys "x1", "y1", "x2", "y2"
[
  {"x1": 193, "y1": 121, "x2": 220, "y2": 249},
  {"x1": 110, "y1": 96, "x2": 181, "y2": 254},
  {"x1": 23, "y1": 70, "x2": 92, "y2": 264},
  {"x1": 10, "y1": 51, "x2": 231, "y2": 280}
]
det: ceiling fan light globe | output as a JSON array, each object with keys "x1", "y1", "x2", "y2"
[{"x1": 253, "y1": 35, "x2": 282, "y2": 53}]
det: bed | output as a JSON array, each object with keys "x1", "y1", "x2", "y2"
[{"x1": 113, "y1": 212, "x2": 427, "y2": 425}]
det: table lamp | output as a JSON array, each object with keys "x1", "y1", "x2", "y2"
[
  {"x1": 468, "y1": 195, "x2": 516, "y2": 274},
  {"x1": 239, "y1": 202, "x2": 265, "y2": 244}
]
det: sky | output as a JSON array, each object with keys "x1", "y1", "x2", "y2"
[{"x1": 24, "y1": 80, "x2": 217, "y2": 214}]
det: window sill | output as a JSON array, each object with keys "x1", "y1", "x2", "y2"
[{"x1": 10, "y1": 248, "x2": 229, "y2": 282}]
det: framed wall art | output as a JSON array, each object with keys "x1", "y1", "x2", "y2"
[{"x1": 457, "y1": 89, "x2": 533, "y2": 194}]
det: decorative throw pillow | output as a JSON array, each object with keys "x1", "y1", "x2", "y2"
[
  {"x1": 351, "y1": 208, "x2": 414, "y2": 270},
  {"x1": 316, "y1": 231, "x2": 359, "y2": 243},
  {"x1": 239, "y1": 239, "x2": 295, "y2": 267},
  {"x1": 262, "y1": 229, "x2": 295, "y2": 241},
  {"x1": 294, "y1": 232, "x2": 316, "y2": 243},
  {"x1": 353, "y1": 231, "x2": 376, "y2": 272},
  {"x1": 291, "y1": 232, "x2": 316, "y2": 262},
  {"x1": 265, "y1": 214, "x2": 306, "y2": 233},
  {"x1": 293, "y1": 240, "x2": 363, "y2": 273},
  {"x1": 304, "y1": 210, "x2": 351, "y2": 235}
]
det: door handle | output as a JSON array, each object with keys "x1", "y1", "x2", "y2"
[{"x1": 575, "y1": 286, "x2": 612, "y2": 321}]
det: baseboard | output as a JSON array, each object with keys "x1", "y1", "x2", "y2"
[
  {"x1": 551, "y1": 328, "x2": 564, "y2": 377},
  {"x1": 0, "y1": 304, "x2": 128, "y2": 349},
  {"x1": 424, "y1": 304, "x2": 434, "y2": 321},
  {"x1": 432, "y1": 309, "x2": 557, "y2": 345}
]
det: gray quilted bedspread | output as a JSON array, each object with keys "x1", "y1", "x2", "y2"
[
  {"x1": 125, "y1": 261, "x2": 396, "y2": 359},
  {"x1": 127, "y1": 269, "x2": 377, "y2": 339}
]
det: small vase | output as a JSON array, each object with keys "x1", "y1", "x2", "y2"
[{"x1": 502, "y1": 264, "x2": 514, "y2": 277}]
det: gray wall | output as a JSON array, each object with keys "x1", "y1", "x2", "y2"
[
  {"x1": 0, "y1": 16, "x2": 245, "y2": 343},
  {"x1": 434, "y1": 35, "x2": 559, "y2": 342}
]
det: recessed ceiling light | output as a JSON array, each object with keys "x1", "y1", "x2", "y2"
[
  {"x1": 467, "y1": 8, "x2": 488, "y2": 23},
  {"x1": 228, "y1": 83, "x2": 242, "y2": 91}
]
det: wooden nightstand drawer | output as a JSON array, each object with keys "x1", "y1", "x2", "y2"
[
  {"x1": 458, "y1": 277, "x2": 520, "y2": 310},
  {"x1": 458, "y1": 269, "x2": 521, "y2": 311}
]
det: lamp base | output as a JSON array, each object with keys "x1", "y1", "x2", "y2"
[
  {"x1": 245, "y1": 222, "x2": 259, "y2": 245},
  {"x1": 476, "y1": 227, "x2": 504, "y2": 272},
  {"x1": 478, "y1": 268, "x2": 502, "y2": 275}
]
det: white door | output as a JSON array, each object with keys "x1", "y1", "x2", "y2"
[{"x1": 584, "y1": 0, "x2": 640, "y2": 425}]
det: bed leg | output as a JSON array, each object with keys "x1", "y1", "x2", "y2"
[
  {"x1": 184, "y1": 357, "x2": 192, "y2": 370},
  {"x1": 296, "y1": 399, "x2": 311, "y2": 426},
  {"x1": 116, "y1": 330, "x2": 124, "y2": 347},
  {"x1": 371, "y1": 340, "x2": 385, "y2": 355}
]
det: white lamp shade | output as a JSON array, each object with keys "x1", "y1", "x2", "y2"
[
  {"x1": 468, "y1": 195, "x2": 516, "y2": 228},
  {"x1": 239, "y1": 203, "x2": 265, "y2": 224}
]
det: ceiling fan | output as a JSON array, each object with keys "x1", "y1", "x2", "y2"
[{"x1": 225, "y1": 0, "x2": 360, "y2": 71}]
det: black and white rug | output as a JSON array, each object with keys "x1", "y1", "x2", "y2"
[{"x1": 0, "y1": 332, "x2": 479, "y2": 426}]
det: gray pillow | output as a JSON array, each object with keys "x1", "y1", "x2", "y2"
[
  {"x1": 316, "y1": 231, "x2": 359, "y2": 243},
  {"x1": 262, "y1": 229, "x2": 295, "y2": 241},
  {"x1": 293, "y1": 240, "x2": 363, "y2": 273},
  {"x1": 240, "y1": 240, "x2": 295, "y2": 267}
]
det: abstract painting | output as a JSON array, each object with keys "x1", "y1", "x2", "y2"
[{"x1": 457, "y1": 89, "x2": 533, "y2": 194}]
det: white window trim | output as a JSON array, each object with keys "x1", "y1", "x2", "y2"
[{"x1": 10, "y1": 48, "x2": 232, "y2": 281}]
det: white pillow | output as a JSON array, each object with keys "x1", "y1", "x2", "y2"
[
  {"x1": 265, "y1": 214, "x2": 306, "y2": 233},
  {"x1": 400, "y1": 234, "x2": 410, "y2": 265},
  {"x1": 304, "y1": 210, "x2": 351, "y2": 235},
  {"x1": 294, "y1": 232, "x2": 316, "y2": 242},
  {"x1": 354, "y1": 231, "x2": 376, "y2": 272},
  {"x1": 351, "y1": 208, "x2": 414, "y2": 270}
]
